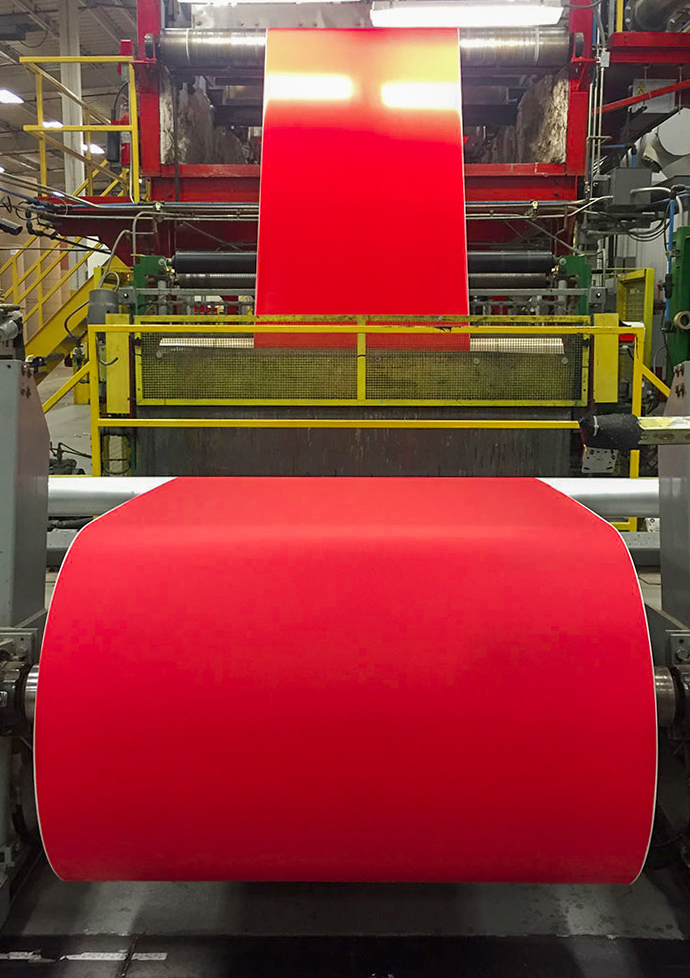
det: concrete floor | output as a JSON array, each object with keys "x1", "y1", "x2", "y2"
[
  {"x1": 18, "y1": 386, "x2": 690, "y2": 975},
  {"x1": 4, "y1": 871, "x2": 690, "y2": 940},
  {"x1": 41, "y1": 365, "x2": 92, "y2": 474}
]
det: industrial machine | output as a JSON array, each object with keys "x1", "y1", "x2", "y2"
[
  {"x1": 3, "y1": 307, "x2": 690, "y2": 927},
  {"x1": 9, "y1": 0, "x2": 615, "y2": 480},
  {"x1": 6, "y1": 2, "x2": 690, "y2": 960},
  {"x1": 15, "y1": 0, "x2": 690, "y2": 483}
]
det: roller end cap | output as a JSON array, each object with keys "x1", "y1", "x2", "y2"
[{"x1": 579, "y1": 414, "x2": 642, "y2": 452}]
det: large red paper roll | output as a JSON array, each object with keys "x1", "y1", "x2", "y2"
[{"x1": 35, "y1": 478, "x2": 656, "y2": 883}]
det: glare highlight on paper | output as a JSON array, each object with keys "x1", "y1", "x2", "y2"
[{"x1": 265, "y1": 73, "x2": 354, "y2": 102}]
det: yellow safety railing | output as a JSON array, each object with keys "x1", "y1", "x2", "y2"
[
  {"x1": 0, "y1": 175, "x2": 123, "y2": 339},
  {"x1": 617, "y1": 268, "x2": 655, "y2": 365},
  {"x1": 641, "y1": 362, "x2": 671, "y2": 399},
  {"x1": 75, "y1": 316, "x2": 648, "y2": 497},
  {"x1": 41, "y1": 360, "x2": 90, "y2": 413},
  {"x1": 20, "y1": 55, "x2": 140, "y2": 201}
]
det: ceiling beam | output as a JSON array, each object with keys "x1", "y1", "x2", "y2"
[
  {"x1": 85, "y1": 5, "x2": 123, "y2": 45},
  {"x1": 87, "y1": 0, "x2": 137, "y2": 33},
  {"x1": 0, "y1": 40, "x2": 21, "y2": 64},
  {"x1": 10, "y1": 0, "x2": 53, "y2": 34},
  {"x1": 10, "y1": 0, "x2": 121, "y2": 88},
  {"x1": 108, "y1": 0, "x2": 137, "y2": 33}
]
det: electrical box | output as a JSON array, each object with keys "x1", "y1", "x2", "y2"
[{"x1": 611, "y1": 168, "x2": 653, "y2": 209}]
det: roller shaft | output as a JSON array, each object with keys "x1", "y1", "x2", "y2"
[
  {"x1": 654, "y1": 667, "x2": 679, "y2": 728},
  {"x1": 176, "y1": 272, "x2": 256, "y2": 291},
  {"x1": 155, "y1": 27, "x2": 570, "y2": 70},
  {"x1": 174, "y1": 251, "x2": 552, "y2": 277},
  {"x1": 24, "y1": 664, "x2": 682, "y2": 729},
  {"x1": 157, "y1": 30, "x2": 266, "y2": 70},
  {"x1": 23, "y1": 665, "x2": 38, "y2": 724},
  {"x1": 468, "y1": 251, "x2": 555, "y2": 274},
  {"x1": 469, "y1": 273, "x2": 551, "y2": 290},
  {"x1": 173, "y1": 251, "x2": 257, "y2": 274},
  {"x1": 48, "y1": 477, "x2": 661, "y2": 520},
  {"x1": 458, "y1": 27, "x2": 571, "y2": 67}
]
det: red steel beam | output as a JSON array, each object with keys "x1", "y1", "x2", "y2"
[
  {"x1": 608, "y1": 31, "x2": 690, "y2": 64},
  {"x1": 599, "y1": 76, "x2": 690, "y2": 114}
]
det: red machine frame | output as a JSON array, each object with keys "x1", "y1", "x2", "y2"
[{"x1": 132, "y1": 0, "x2": 594, "y2": 207}]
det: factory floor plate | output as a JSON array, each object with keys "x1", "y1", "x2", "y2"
[
  {"x1": 0, "y1": 934, "x2": 688, "y2": 978},
  {"x1": 0, "y1": 860, "x2": 689, "y2": 976}
]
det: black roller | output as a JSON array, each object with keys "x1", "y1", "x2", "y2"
[
  {"x1": 177, "y1": 272, "x2": 256, "y2": 291},
  {"x1": 469, "y1": 273, "x2": 551, "y2": 291},
  {"x1": 176, "y1": 251, "x2": 551, "y2": 277},
  {"x1": 173, "y1": 251, "x2": 257, "y2": 274},
  {"x1": 632, "y1": 0, "x2": 688, "y2": 30},
  {"x1": 467, "y1": 251, "x2": 554, "y2": 274}
]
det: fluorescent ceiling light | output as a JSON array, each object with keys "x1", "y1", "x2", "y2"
[
  {"x1": 82, "y1": 143, "x2": 105, "y2": 155},
  {"x1": 44, "y1": 119, "x2": 63, "y2": 129},
  {"x1": 0, "y1": 89, "x2": 23, "y2": 105},
  {"x1": 370, "y1": 1, "x2": 564, "y2": 28}
]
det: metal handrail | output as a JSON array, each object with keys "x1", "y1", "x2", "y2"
[
  {"x1": 82, "y1": 316, "x2": 644, "y2": 484},
  {"x1": 0, "y1": 177, "x2": 126, "y2": 335},
  {"x1": 20, "y1": 55, "x2": 140, "y2": 201}
]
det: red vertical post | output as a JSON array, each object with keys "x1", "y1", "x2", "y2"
[
  {"x1": 566, "y1": 0, "x2": 594, "y2": 177},
  {"x1": 135, "y1": 0, "x2": 162, "y2": 178}
]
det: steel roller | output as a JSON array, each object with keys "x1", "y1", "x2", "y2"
[
  {"x1": 152, "y1": 26, "x2": 571, "y2": 70},
  {"x1": 48, "y1": 477, "x2": 661, "y2": 521}
]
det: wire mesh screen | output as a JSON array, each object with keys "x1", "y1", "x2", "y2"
[
  {"x1": 367, "y1": 336, "x2": 584, "y2": 400},
  {"x1": 138, "y1": 334, "x2": 357, "y2": 400},
  {"x1": 137, "y1": 332, "x2": 585, "y2": 404},
  {"x1": 619, "y1": 281, "x2": 646, "y2": 323}
]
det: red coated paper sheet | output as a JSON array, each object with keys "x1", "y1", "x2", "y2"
[
  {"x1": 255, "y1": 28, "x2": 469, "y2": 325},
  {"x1": 35, "y1": 478, "x2": 656, "y2": 883}
]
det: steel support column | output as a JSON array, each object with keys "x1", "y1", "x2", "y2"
[{"x1": 58, "y1": 0, "x2": 86, "y2": 290}]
